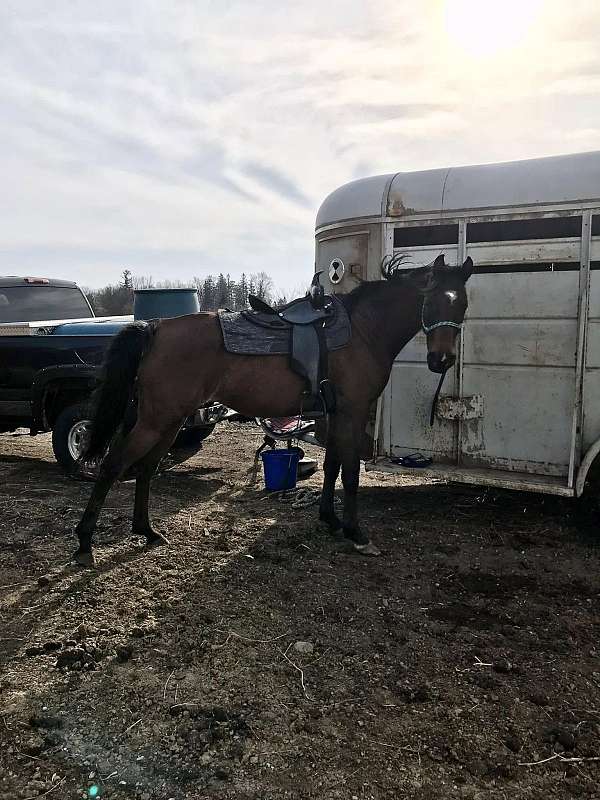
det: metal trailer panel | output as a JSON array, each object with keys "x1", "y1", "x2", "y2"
[
  {"x1": 364, "y1": 459, "x2": 574, "y2": 497},
  {"x1": 316, "y1": 175, "x2": 390, "y2": 229},
  {"x1": 389, "y1": 360, "x2": 457, "y2": 462},
  {"x1": 315, "y1": 223, "x2": 383, "y2": 289},
  {"x1": 387, "y1": 263, "x2": 580, "y2": 477},
  {"x1": 422, "y1": 152, "x2": 600, "y2": 214},
  {"x1": 315, "y1": 151, "x2": 600, "y2": 231},
  {"x1": 583, "y1": 266, "x2": 600, "y2": 450},
  {"x1": 315, "y1": 154, "x2": 600, "y2": 498}
]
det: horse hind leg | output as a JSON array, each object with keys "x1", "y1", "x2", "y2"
[
  {"x1": 131, "y1": 422, "x2": 184, "y2": 548},
  {"x1": 73, "y1": 422, "x2": 170, "y2": 567},
  {"x1": 332, "y1": 411, "x2": 381, "y2": 557}
]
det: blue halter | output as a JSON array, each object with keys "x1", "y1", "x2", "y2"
[{"x1": 421, "y1": 306, "x2": 463, "y2": 335}]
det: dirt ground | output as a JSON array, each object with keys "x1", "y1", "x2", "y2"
[{"x1": 1, "y1": 423, "x2": 600, "y2": 800}]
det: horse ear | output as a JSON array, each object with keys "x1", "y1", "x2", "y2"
[
  {"x1": 433, "y1": 253, "x2": 446, "y2": 275},
  {"x1": 461, "y1": 256, "x2": 474, "y2": 282}
]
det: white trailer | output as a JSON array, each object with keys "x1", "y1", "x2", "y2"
[{"x1": 315, "y1": 150, "x2": 600, "y2": 497}]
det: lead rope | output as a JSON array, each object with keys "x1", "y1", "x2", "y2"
[{"x1": 430, "y1": 365, "x2": 450, "y2": 427}]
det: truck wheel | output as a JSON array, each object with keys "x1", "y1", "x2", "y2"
[
  {"x1": 52, "y1": 404, "x2": 93, "y2": 475},
  {"x1": 173, "y1": 425, "x2": 215, "y2": 449},
  {"x1": 157, "y1": 425, "x2": 216, "y2": 473}
]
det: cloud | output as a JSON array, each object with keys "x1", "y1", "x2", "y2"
[
  {"x1": 0, "y1": 1, "x2": 599, "y2": 291},
  {"x1": 241, "y1": 161, "x2": 311, "y2": 207}
]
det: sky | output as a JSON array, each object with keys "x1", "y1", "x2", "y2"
[{"x1": 1, "y1": 0, "x2": 599, "y2": 292}]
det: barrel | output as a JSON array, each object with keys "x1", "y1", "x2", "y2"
[{"x1": 133, "y1": 288, "x2": 200, "y2": 321}]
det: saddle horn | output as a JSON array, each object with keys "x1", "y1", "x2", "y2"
[{"x1": 309, "y1": 271, "x2": 326, "y2": 309}]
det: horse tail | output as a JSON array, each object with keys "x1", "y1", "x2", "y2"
[{"x1": 85, "y1": 320, "x2": 158, "y2": 460}]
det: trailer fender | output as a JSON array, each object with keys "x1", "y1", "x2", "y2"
[{"x1": 576, "y1": 438, "x2": 600, "y2": 497}]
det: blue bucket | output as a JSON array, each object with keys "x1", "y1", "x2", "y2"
[{"x1": 261, "y1": 448, "x2": 301, "y2": 491}]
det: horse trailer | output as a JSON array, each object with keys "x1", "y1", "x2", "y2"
[{"x1": 315, "y1": 150, "x2": 600, "y2": 498}]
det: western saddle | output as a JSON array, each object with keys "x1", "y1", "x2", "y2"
[{"x1": 246, "y1": 272, "x2": 340, "y2": 414}]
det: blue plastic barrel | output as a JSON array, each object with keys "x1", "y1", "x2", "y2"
[
  {"x1": 261, "y1": 449, "x2": 300, "y2": 491},
  {"x1": 133, "y1": 288, "x2": 200, "y2": 321}
]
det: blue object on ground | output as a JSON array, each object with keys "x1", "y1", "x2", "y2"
[
  {"x1": 390, "y1": 453, "x2": 433, "y2": 468},
  {"x1": 261, "y1": 448, "x2": 301, "y2": 491}
]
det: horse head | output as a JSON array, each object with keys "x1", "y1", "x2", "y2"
[{"x1": 418, "y1": 254, "x2": 473, "y2": 373}]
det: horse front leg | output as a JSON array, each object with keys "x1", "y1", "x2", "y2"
[
  {"x1": 73, "y1": 422, "x2": 167, "y2": 567},
  {"x1": 319, "y1": 441, "x2": 342, "y2": 533},
  {"x1": 337, "y1": 415, "x2": 381, "y2": 557},
  {"x1": 74, "y1": 457, "x2": 121, "y2": 567}
]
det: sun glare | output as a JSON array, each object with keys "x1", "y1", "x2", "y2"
[{"x1": 444, "y1": 0, "x2": 544, "y2": 57}]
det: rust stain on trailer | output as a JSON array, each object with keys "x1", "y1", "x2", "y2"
[
  {"x1": 388, "y1": 196, "x2": 417, "y2": 217},
  {"x1": 437, "y1": 394, "x2": 484, "y2": 421}
]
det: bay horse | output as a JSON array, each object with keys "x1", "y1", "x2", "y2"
[{"x1": 73, "y1": 254, "x2": 473, "y2": 566}]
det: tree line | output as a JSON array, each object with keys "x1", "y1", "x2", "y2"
[{"x1": 85, "y1": 270, "x2": 288, "y2": 316}]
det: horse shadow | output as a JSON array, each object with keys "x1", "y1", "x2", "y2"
[{"x1": 2, "y1": 465, "x2": 598, "y2": 667}]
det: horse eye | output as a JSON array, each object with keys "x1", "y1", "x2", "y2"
[{"x1": 445, "y1": 291, "x2": 458, "y2": 303}]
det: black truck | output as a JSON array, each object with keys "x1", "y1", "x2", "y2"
[{"x1": 0, "y1": 276, "x2": 217, "y2": 474}]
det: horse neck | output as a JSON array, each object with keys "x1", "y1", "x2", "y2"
[{"x1": 351, "y1": 279, "x2": 423, "y2": 365}]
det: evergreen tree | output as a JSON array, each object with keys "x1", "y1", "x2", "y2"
[
  {"x1": 234, "y1": 273, "x2": 249, "y2": 309},
  {"x1": 85, "y1": 270, "x2": 280, "y2": 316},
  {"x1": 201, "y1": 276, "x2": 216, "y2": 310},
  {"x1": 215, "y1": 273, "x2": 230, "y2": 309}
]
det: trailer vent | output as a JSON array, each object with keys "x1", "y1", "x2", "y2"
[
  {"x1": 468, "y1": 216, "x2": 582, "y2": 243},
  {"x1": 393, "y1": 224, "x2": 459, "y2": 248}
]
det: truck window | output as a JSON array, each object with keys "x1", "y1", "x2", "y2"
[{"x1": 0, "y1": 286, "x2": 93, "y2": 323}]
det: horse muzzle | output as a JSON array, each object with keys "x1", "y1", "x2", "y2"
[{"x1": 427, "y1": 352, "x2": 456, "y2": 374}]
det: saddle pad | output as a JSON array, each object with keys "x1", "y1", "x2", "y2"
[{"x1": 218, "y1": 296, "x2": 351, "y2": 356}]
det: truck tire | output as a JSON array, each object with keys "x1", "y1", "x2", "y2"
[
  {"x1": 52, "y1": 403, "x2": 93, "y2": 474},
  {"x1": 173, "y1": 424, "x2": 215, "y2": 449}
]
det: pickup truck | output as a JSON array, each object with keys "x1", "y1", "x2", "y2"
[{"x1": 0, "y1": 276, "x2": 218, "y2": 474}]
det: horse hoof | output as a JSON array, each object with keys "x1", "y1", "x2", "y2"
[
  {"x1": 316, "y1": 521, "x2": 343, "y2": 540},
  {"x1": 73, "y1": 550, "x2": 95, "y2": 568},
  {"x1": 145, "y1": 532, "x2": 170, "y2": 549},
  {"x1": 353, "y1": 542, "x2": 381, "y2": 557},
  {"x1": 318, "y1": 514, "x2": 342, "y2": 533}
]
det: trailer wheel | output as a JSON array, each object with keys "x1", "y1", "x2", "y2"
[{"x1": 52, "y1": 403, "x2": 93, "y2": 475}]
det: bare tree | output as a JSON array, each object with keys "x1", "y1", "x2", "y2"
[
  {"x1": 250, "y1": 271, "x2": 274, "y2": 302},
  {"x1": 132, "y1": 275, "x2": 154, "y2": 289}
]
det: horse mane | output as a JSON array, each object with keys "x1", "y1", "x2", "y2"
[
  {"x1": 338, "y1": 264, "x2": 429, "y2": 313},
  {"x1": 339, "y1": 255, "x2": 468, "y2": 314}
]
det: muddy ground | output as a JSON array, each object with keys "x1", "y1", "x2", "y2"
[{"x1": 1, "y1": 423, "x2": 600, "y2": 800}]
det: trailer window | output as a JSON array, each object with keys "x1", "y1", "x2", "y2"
[
  {"x1": 474, "y1": 262, "x2": 583, "y2": 275},
  {"x1": 468, "y1": 216, "x2": 582, "y2": 243},
  {"x1": 393, "y1": 224, "x2": 458, "y2": 248},
  {"x1": 592, "y1": 216, "x2": 600, "y2": 236}
]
